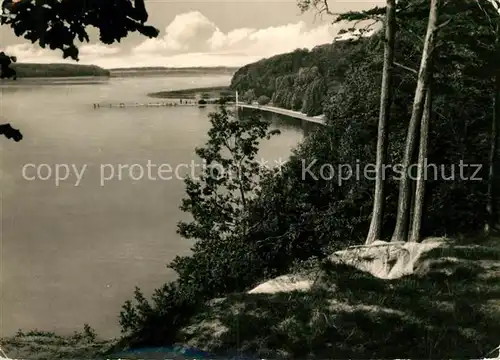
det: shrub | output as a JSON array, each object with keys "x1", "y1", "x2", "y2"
[
  {"x1": 242, "y1": 89, "x2": 256, "y2": 104},
  {"x1": 120, "y1": 106, "x2": 281, "y2": 345},
  {"x1": 257, "y1": 95, "x2": 270, "y2": 105}
]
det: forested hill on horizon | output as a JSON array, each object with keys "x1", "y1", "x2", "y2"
[
  {"x1": 10, "y1": 63, "x2": 110, "y2": 77},
  {"x1": 229, "y1": 40, "x2": 361, "y2": 116},
  {"x1": 3, "y1": 64, "x2": 240, "y2": 78},
  {"x1": 108, "y1": 66, "x2": 239, "y2": 77}
]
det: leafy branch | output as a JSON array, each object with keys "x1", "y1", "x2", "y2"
[{"x1": 0, "y1": 0, "x2": 160, "y2": 141}]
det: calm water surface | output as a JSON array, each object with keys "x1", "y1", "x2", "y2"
[{"x1": 0, "y1": 75, "x2": 312, "y2": 338}]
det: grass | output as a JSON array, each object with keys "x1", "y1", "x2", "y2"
[
  {"x1": 178, "y1": 239, "x2": 500, "y2": 359},
  {"x1": 148, "y1": 86, "x2": 233, "y2": 100},
  {"x1": 0, "y1": 328, "x2": 117, "y2": 360},
  {"x1": 3, "y1": 237, "x2": 500, "y2": 359}
]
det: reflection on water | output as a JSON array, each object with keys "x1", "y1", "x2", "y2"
[
  {"x1": 0, "y1": 76, "x2": 110, "y2": 87},
  {"x1": 242, "y1": 108, "x2": 322, "y2": 136}
]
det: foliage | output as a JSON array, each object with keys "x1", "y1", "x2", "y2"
[
  {"x1": 148, "y1": 86, "x2": 232, "y2": 100},
  {"x1": 301, "y1": 76, "x2": 326, "y2": 116},
  {"x1": 257, "y1": 95, "x2": 270, "y2": 105},
  {"x1": 231, "y1": 0, "x2": 499, "y2": 241},
  {"x1": 230, "y1": 41, "x2": 359, "y2": 114},
  {"x1": 1, "y1": 0, "x2": 158, "y2": 60},
  {"x1": 0, "y1": 123, "x2": 22, "y2": 141},
  {"x1": 242, "y1": 89, "x2": 256, "y2": 104},
  {"x1": 0, "y1": 51, "x2": 17, "y2": 79},
  {"x1": 120, "y1": 107, "x2": 282, "y2": 344},
  {"x1": 270, "y1": 66, "x2": 325, "y2": 113},
  {"x1": 11, "y1": 62, "x2": 110, "y2": 77},
  {"x1": 177, "y1": 239, "x2": 500, "y2": 359},
  {"x1": 176, "y1": 106, "x2": 279, "y2": 244},
  {"x1": 0, "y1": 326, "x2": 115, "y2": 359},
  {"x1": 0, "y1": 0, "x2": 160, "y2": 141},
  {"x1": 119, "y1": 284, "x2": 197, "y2": 348}
]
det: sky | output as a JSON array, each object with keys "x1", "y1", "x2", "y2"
[{"x1": 0, "y1": 0, "x2": 382, "y2": 69}]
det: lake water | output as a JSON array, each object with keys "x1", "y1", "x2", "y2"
[{"x1": 0, "y1": 75, "x2": 314, "y2": 339}]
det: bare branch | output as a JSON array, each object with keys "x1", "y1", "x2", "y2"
[
  {"x1": 398, "y1": 23, "x2": 425, "y2": 44},
  {"x1": 436, "y1": 18, "x2": 452, "y2": 31},
  {"x1": 394, "y1": 61, "x2": 418, "y2": 74},
  {"x1": 476, "y1": 0, "x2": 495, "y2": 30},
  {"x1": 313, "y1": 0, "x2": 341, "y2": 18},
  {"x1": 353, "y1": 18, "x2": 382, "y2": 30}
]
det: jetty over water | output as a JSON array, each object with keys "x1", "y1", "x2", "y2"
[
  {"x1": 92, "y1": 101, "x2": 198, "y2": 108},
  {"x1": 91, "y1": 100, "x2": 326, "y2": 125},
  {"x1": 236, "y1": 103, "x2": 326, "y2": 125}
]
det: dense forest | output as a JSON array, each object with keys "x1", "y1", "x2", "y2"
[
  {"x1": 11, "y1": 63, "x2": 110, "y2": 77},
  {"x1": 228, "y1": 0, "x2": 499, "y2": 241},
  {"x1": 229, "y1": 42, "x2": 354, "y2": 116}
]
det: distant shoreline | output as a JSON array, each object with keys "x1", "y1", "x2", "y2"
[
  {"x1": 1, "y1": 76, "x2": 109, "y2": 80},
  {"x1": 11, "y1": 63, "x2": 110, "y2": 77},
  {"x1": 0, "y1": 76, "x2": 110, "y2": 86},
  {"x1": 109, "y1": 66, "x2": 238, "y2": 78},
  {"x1": 148, "y1": 86, "x2": 233, "y2": 100},
  {"x1": 5, "y1": 64, "x2": 238, "y2": 79}
]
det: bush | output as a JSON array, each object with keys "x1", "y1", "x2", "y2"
[
  {"x1": 242, "y1": 89, "x2": 256, "y2": 104},
  {"x1": 218, "y1": 95, "x2": 235, "y2": 104},
  {"x1": 257, "y1": 95, "x2": 270, "y2": 105},
  {"x1": 120, "y1": 107, "x2": 281, "y2": 345},
  {"x1": 198, "y1": 99, "x2": 207, "y2": 105},
  {"x1": 119, "y1": 283, "x2": 197, "y2": 348}
]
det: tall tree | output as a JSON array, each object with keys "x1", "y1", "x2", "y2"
[
  {"x1": 391, "y1": 0, "x2": 443, "y2": 242},
  {"x1": 487, "y1": 65, "x2": 499, "y2": 233},
  {"x1": 489, "y1": 61, "x2": 500, "y2": 233},
  {"x1": 295, "y1": 0, "x2": 393, "y2": 244},
  {"x1": 409, "y1": 82, "x2": 432, "y2": 242},
  {"x1": 483, "y1": 1, "x2": 500, "y2": 234},
  {"x1": 365, "y1": 0, "x2": 396, "y2": 245},
  {"x1": 0, "y1": 0, "x2": 159, "y2": 140}
]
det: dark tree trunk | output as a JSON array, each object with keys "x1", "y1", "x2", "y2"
[
  {"x1": 487, "y1": 71, "x2": 500, "y2": 233},
  {"x1": 365, "y1": 0, "x2": 396, "y2": 245},
  {"x1": 410, "y1": 85, "x2": 432, "y2": 242},
  {"x1": 391, "y1": 0, "x2": 441, "y2": 243}
]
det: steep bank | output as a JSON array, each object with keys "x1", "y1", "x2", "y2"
[
  {"x1": 177, "y1": 236, "x2": 500, "y2": 359},
  {"x1": 2, "y1": 236, "x2": 499, "y2": 359},
  {"x1": 229, "y1": 40, "x2": 357, "y2": 117}
]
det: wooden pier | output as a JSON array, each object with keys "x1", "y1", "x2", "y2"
[
  {"x1": 92, "y1": 101, "x2": 200, "y2": 108},
  {"x1": 236, "y1": 104, "x2": 326, "y2": 125},
  {"x1": 92, "y1": 97, "x2": 325, "y2": 125}
]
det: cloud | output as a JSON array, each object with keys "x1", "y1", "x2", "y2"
[
  {"x1": 134, "y1": 11, "x2": 339, "y2": 58},
  {"x1": 133, "y1": 11, "x2": 219, "y2": 54},
  {"x1": 4, "y1": 11, "x2": 374, "y2": 68},
  {"x1": 80, "y1": 44, "x2": 121, "y2": 56},
  {"x1": 4, "y1": 43, "x2": 121, "y2": 64}
]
